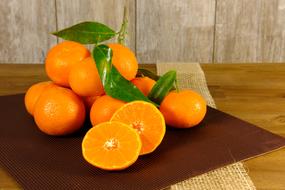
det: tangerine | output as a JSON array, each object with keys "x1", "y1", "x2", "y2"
[
  {"x1": 24, "y1": 81, "x2": 54, "y2": 116},
  {"x1": 160, "y1": 90, "x2": 207, "y2": 128},
  {"x1": 108, "y1": 43, "x2": 138, "y2": 81},
  {"x1": 45, "y1": 41, "x2": 90, "y2": 87},
  {"x1": 34, "y1": 85, "x2": 85, "y2": 136},
  {"x1": 69, "y1": 57, "x2": 104, "y2": 97},
  {"x1": 90, "y1": 95, "x2": 125, "y2": 126}
]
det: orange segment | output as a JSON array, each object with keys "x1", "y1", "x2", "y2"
[
  {"x1": 111, "y1": 101, "x2": 166, "y2": 155},
  {"x1": 82, "y1": 121, "x2": 141, "y2": 170}
]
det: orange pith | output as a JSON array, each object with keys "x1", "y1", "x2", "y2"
[
  {"x1": 111, "y1": 101, "x2": 166, "y2": 155},
  {"x1": 82, "y1": 121, "x2": 142, "y2": 170}
]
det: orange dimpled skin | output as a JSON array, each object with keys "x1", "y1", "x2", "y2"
[
  {"x1": 34, "y1": 85, "x2": 86, "y2": 136},
  {"x1": 111, "y1": 101, "x2": 166, "y2": 155},
  {"x1": 90, "y1": 95, "x2": 125, "y2": 126},
  {"x1": 69, "y1": 57, "x2": 104, "y2": 97},
  {"x1": 108, "y1": 43, "x2": 138, "y2": 81},
  {"x1": 160, "y1": 90, "x2": 207, "y2": 128},
  {"x1": 82, "y1": 121, "x2": 142, "y2": 170},
  {"x1": 131, "y1": 77, "x2": 156, "y2": 96},
  {"x1": 45, "y1": 41, "x2": 90, "y2": 87},
  {"x1": 24, "y1": 81, "x2": 53, "y2": 116}
]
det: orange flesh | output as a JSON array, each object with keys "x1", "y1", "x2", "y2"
[
  {"x1": 111, "y1": 101, "x2": 166, "y2": 155},
  {"x1": 82, "y1": 121, "x2": 141, "y2": 170}
]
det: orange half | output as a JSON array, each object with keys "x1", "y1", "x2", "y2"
[
  {"x1": 82, "y1": 121, "x2": 141, "y2": 170},
  {"x1": 111, "y1": 101, "x2": 166, "y2": 155}
]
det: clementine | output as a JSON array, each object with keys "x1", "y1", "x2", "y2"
[
  {"x1": 108, "y1": 43, "x2": 138, "y2": 81},
  {"x1": 160, "y1": 90, "x2": 207, "y2": 128},
  {"x1": 90, "y1": 95, "x2": 125, "y2": 126},
  {"x1": 45, "y1": 41, "x2": 90, "y2": 87},
  {"x1": 131, "y1": 77, "x2": 156, "y2": 96},
  {"x1": 24, "y1": 81, "x2": 54, "y2": 116},
  {"x1": 69, "y1": 57, "x2": 104, "y2": 97},
  {"x1": 34, "y1": 85, "x2": 85, "y2": 136}
]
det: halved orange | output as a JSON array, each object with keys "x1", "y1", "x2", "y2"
[
  {"x1": 111, "y1": 101, "x2": 166, "y2": 155},
  {"x1": 82, "y1": 121, "x2": 141, "y2": 170}
]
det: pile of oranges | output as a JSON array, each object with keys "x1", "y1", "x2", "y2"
[{"x1": 24, "y1": 41, "x2": 207, "y2": 170}]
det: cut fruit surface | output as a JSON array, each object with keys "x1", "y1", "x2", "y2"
[
  {"x1": 82, "y1": 121, "x2": 141, "y2": 170},
  {"x1": 111, "y1": 101, "x2": 166, "y2": 155}
]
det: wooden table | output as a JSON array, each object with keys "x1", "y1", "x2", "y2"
[{"x1": 0, "y1": 63, "x2": 285, "y2": 189}]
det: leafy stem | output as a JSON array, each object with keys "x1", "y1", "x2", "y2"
[{"x1": 117, "y1": 6, "x2": 128, "y2": 45}]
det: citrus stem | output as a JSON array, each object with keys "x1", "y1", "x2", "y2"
[
  {"x1": 117, "y1": 6, "x2": 128, "y2": 45},
  {"x1": 175, "y1": 79, "x2": 180, "y2": 92}
]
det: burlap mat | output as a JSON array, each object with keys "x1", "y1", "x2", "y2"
[{"x1": 157, "y1": 63, "x2": 256, "y2": 190}]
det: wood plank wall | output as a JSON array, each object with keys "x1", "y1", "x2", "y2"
[{"x1": 0, "y1": 0, "x2": 285, "y2": 64}]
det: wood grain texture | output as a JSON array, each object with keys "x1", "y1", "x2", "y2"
[
  {"x1": 136, "y1": 0, "x2": 215, "y2": 63},
  {"x1": 201, "y1": 63, "x2": 285, "y2": 189},
  {"x1": 214, "y1": 0, "x2": 285, "y2": 63},
  {"x1": 56, "y1": 0, "x2": 135, "y2": 51},
  {"x1": 1, "y1": 63, "x2": 285, "y2": 189},
  {"x1": 0, "y1": 0, "x2": 57, "y2": 63}
]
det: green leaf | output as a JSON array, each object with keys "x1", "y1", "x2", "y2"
[
  {"x1": 93, "y1": 44, "x2": 156, "y2": 105},
  {"x1": 136, "y1": 68, "x2": 160, "y2": 81},
  {"x1": 52, "y1": 22, "x2": 116, "y2": 44},
  {"x1": 148, "y1": 70, "x2": 177, "y2": 104}
]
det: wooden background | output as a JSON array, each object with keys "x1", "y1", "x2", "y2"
[{"x1": 0, "y1": 0, "x2": 285, "y2": 64}]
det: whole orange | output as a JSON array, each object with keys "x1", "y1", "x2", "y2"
[
  {"x1": 160, "y1": 90, "x2": 207, "y2": 128},
  {"x1": 90, "y1": 95, "x2": 125, "y2": 126},
  {"x1": 45, "y1": 41, "x2": 90, "y2": 87},
  {"x1": 69, "y1": 57, "x2": 104, "y2": 97},
  {"x1": 24, "y1": 81, "x2": 54, "y2": 116},
  {"x1": 108, "y1": 43, "x2": 138, "y2": 81},
  {"x1": 131, "y1": 77, "x2": 156, "y2": 96},
  {"x1": 34, "y1": 85, "x2": 86, "y2": 136}
]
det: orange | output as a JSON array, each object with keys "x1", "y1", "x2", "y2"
[
  {"x1": 160, "y1": 90, "x2": 207, "y2": 128},
  {"x1": 24, "y1": 81, "x2": 54, "y2": 116},
  {"x1": 69, "y1": 57, "x2": 104, "y2": 97},
  {"x1": 34, "y1": 85, "x2": 85, "y2": 136},
  {"x1": 83, "y1": 95, "x2": 101, "y2": 111},
  {"x1": 45, "y1": 41, "x2": 90, "y2": 87},
  {"x1": 90, "y1": 95, "x2": 125, "y2": 126},
  {"x1": 82, "y1": 121, "x2": 141, "y2": 170},
  {"x1": 111, "y1": 101, "x2": 166, "y2": 155},
  {"x1": 131, "y1": 77, "x2": 156, "y2": 96},
  {"x1": 108, "y1": 43, "x2": 138, "y2": 81}
]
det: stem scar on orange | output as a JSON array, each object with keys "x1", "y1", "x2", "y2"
[
  {"x1": 111, "y1": 101, "x2": 166, "y2": 155},
  {"x1": 160, "y1": 90, "x2": 207, "y2": 128},
  {"x1": 45, "y1": 41, "x2": 90, "y2": 87},
  {"x1": 82, "y1": 121, "x2": 142, "y2": 170}
]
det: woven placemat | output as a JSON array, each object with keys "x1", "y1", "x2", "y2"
[{"x1": 157, "y1": 62, "x2": 256, "y2": 190}]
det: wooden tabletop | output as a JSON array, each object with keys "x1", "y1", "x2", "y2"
[{"x1": 0, "y1": 63, "x2": 285, "y2": 189}]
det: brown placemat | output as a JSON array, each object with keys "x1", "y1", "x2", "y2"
[
  {"x1": 0, "y1": 93, "x2": 285, "y2": 190},
  {"x1": 157, "y1": 62, "x2": 256, "y2": 189}
]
